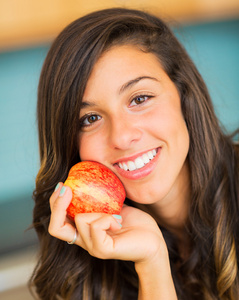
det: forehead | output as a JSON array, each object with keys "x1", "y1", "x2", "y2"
[
  {"x1": 83, "y1": 45, "x2": 164, "y2": 94},
  {"x1": 94, "y1": 45, "x2": 162, "y2": 71}
]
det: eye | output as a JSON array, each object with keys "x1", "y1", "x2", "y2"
[
  {"x1": 80, "y1": 114, "x2": 102, "y2": 128},
  {"x1": 130, "y1": 95, "x2": 152, "y2": 107}
]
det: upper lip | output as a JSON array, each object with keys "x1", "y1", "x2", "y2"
[{"x1": 113, "y1": 147, "x2": 160, "y2": 165}]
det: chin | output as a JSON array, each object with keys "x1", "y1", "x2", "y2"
[
  {"x1": 125, "y1": 177, "x2": 175, "y2": 207},
  {"x1": 126, "y1": 190, "x2": 161, "y2": 206}
]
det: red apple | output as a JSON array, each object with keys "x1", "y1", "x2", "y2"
[{"x1": 64, "y1": 161, "x2": 126, "y2": 219}]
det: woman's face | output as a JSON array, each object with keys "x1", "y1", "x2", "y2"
[{"x1": 78, "y1": 45, "x2": 190, "y2": 206}]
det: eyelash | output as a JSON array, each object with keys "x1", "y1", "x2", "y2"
[
  {"x1": 129, "y1": 94, "x2": 153, "y2": 107},
  {"x1": 79, "y1": 94, "x2": 153, "y2": 128},
  {"x1": 79, "y1": 113, "x2": 102, "y2": 128}
]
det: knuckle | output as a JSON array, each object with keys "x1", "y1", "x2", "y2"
[
  {"x1": 74, "y1": 213, "x2": 82, "y2": 224},
  {"x1": 48, "y1": 222, "x2": 57, "y2": 238},
  {"x1": 91, "y1": 222, "x2": 100, "y2": 231},
  {"x1": 88, "y1": 248, "x2": 107, "y2": 260},
  {"x1": 87, "y1": 248, "x2": 95, "y2": 257},
  {"x1": 48, "y1": 225, "x2": 55, "y2": 237}
]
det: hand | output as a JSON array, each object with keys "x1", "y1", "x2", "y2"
[{"x1": 48, "y1": 183, "x2": 168, "y2": 264}]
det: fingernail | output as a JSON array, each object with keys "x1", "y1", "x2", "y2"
[
  {"x1": 116, "y1": 221, "x2": 122, "y2": 227},
  {"x1": 59, "y1": 186, "x2": 66, "y2": 196},
  {"x1": 112, "y1": 214, "x2": 122, "y2": 220},
  {"x1": 113, "y1": 215, "x2": 122, "y2": 227},
  {"x1": 54, "y1": 183, "x2": 60, "y2": 191}
]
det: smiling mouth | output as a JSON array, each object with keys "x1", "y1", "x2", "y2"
[{"x1": 116, "y1": 148, "x2": 158, "y2": 172}]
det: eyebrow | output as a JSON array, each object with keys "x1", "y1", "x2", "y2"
[
  {"x1": 81, "y1": 76, "x2": 159, "y2": 108},
  {"x1": 119, "y1": 76, "x2": 159, "y2": 94}
]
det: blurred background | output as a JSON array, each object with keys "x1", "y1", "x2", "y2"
[{"x1": 0, "y1": 0, "x2": 239, "y2": 299}]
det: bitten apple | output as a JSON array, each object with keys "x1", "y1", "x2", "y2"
[{"x1": 64, "y1": 161, "x2": 126, "y2": 219}]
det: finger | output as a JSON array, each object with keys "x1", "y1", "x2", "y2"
[
  {"x1": 90, "y1": 214, "x2": 122, "y2": 238},
  {"x1": 75, "y1": 214, "x2": 122, "y2": 256},
  {"x1": 49, "y1": 182, "x2": 64, "y2": 211},
  {"x1": 75, "y1": 213, "x2": 105, "y2": 250},
  {"x1": 90, "y1": 215, "x2": 122, "y2": 258},
  {"x1": 112, "y1": 214, "x2": 123, "y2": 226},
  {"x1": 50, "y1": 185, "x2": 72, "y2": 225},
  {"x1": 48, "y1": 185, "x2": 75, "y2": 241}
]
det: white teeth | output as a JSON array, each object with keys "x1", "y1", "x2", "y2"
[
  {"x1": 135, "y1": 157, "x2": 145, "y2": 169},
  {"x1": 148, "y1": 151, "x2": 154, "y2": 160},
  {"x1": 142, "y1": 154, "x2": 150, "y2": 164},
  {"x1": 128, "y1": 161, "x2": 136, "y2": 171},
  {"x1": 118, "y1": 148, "x2": 158, "y2": 172},
  {"x1": 122, "y1": 163, "x2": 128, "y2": 171}
]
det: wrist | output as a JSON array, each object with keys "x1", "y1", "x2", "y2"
[
  {"x1": 135, "y1": 242, "x2": 170, "y2": 276},
  {"x1": 135, "y1": 245, "x2": 177, "y2": 300}
]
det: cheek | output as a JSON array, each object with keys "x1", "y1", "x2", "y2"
[
  {"x1": 168, "y1": 115, "x2": 189, "y2": 152},
  {"x1": 151, "y1": 104, "x2": 189, "y2": 157},
  {"x1": 78, "y1": 135, "x2": 94, "y2": 161},
  {"x1": 167, "y1": 117, "x2": 190, "y2": 167},
  {"x1": 78, "y1": 134, "x2": 105, "y2": 162}
]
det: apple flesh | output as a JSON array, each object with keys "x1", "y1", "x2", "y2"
[{"x1": 64, "y1": 161, "x2": 126, "y2": 219}]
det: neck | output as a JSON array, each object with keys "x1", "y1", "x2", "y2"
[{"x1": 149, "y1": 160, "x2": 191, "y2": 240}]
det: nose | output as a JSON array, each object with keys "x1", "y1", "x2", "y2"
[{"x1": 108, "y1": 114, "x2": 142, "y2": 150}]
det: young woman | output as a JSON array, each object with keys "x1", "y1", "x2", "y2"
[{"x1": 30, "y1": 7, "x2": 239, "y2": 300}]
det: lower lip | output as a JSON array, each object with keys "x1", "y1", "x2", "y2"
[{"x1": 114, "y1": 148, "x2": 161, "y2": 180}]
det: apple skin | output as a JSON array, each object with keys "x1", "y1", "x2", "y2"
[{"x1": 64, "y1": 161, "x2": 126, "y2": 219}]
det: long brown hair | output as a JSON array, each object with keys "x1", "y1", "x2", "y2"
[{"x1": 30, "y1": 8, "x2": 239, "y2": 299}]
